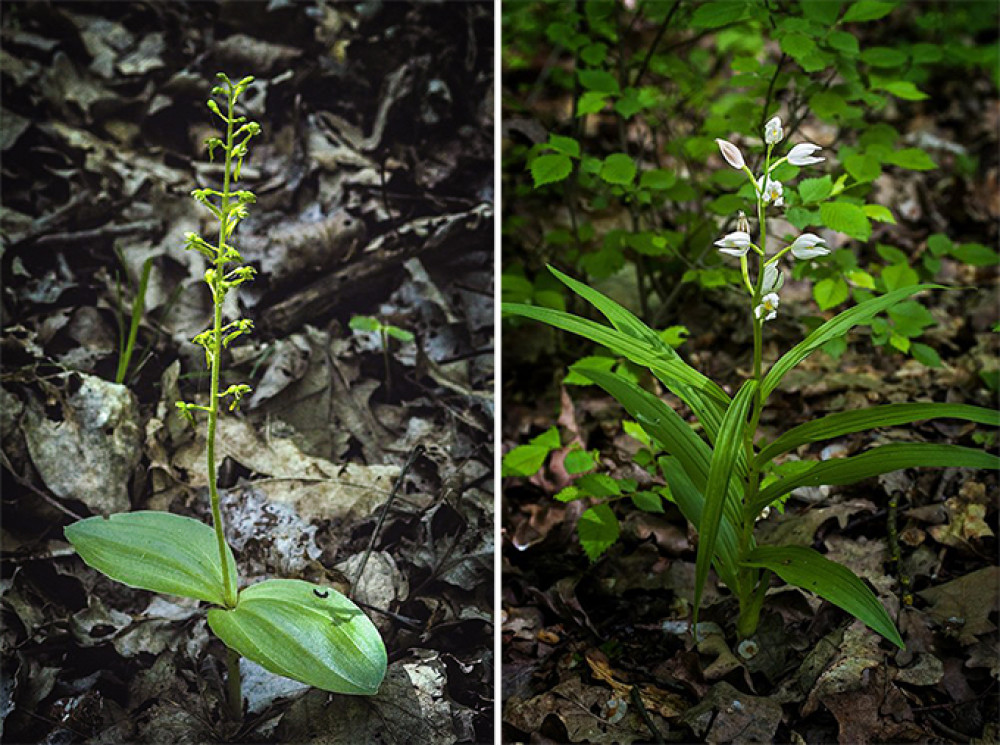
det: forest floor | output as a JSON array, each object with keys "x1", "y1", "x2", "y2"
[
  {"x1": 500, "y1": 12, "x2": 999, "y2": 745},
  {"x1": 2, "y1": 3, "x2": 493, "y2": 743}
]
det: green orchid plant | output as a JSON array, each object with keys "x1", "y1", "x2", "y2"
[
  {"x1": 503, "y1": 114, "x2": 1000, "y2": 650},
  {"x1": 65, "y1": 74, "x2": 386, "y2": 719}
]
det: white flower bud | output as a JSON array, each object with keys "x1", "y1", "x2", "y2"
[
  {"x1": 764, "y1": 116, "x2": 783, "y2": 145},
  {"x1": 757, "y1": 176, "x2": 784, "y2": 207},
  {"x1": 715, "y1": 138, "x2": 745, "y2": 169},
  {"x1": 714, "y1": 230, "x2": 752, "y2": 257},
  {"x1": 762, "y1": 263, "x2": 784, "y2": 292},
  {"x1": 789, "y1": 232, "x2": 830, "y2": 259},
  {"x1": 787, "y1": 143, "x2": 825, "y2": 166}
]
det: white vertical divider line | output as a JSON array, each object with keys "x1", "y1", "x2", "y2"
[{"x1": 493, "y1": 0, "x2": 503, "y2": 740}]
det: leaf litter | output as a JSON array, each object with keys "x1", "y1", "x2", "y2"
[{"x1": 1, "y1": 2, "x2": 493, "y2": 742}]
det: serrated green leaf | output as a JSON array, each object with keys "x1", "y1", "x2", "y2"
[
  {"x1": 639, "y1": 169, "x2": 676, "y2": 190},
  {"x1": 761, "y1": 284, "x2": 939, "y2": 399},
  {"x1": 547, "y1": 134, "x2": 580, "y2": 158},
  {"x1": 502, "y1": 427, "x2": 560, "y2": 477},
  {"x1": 577, "y1": 91, "x2": 608, "y2": 116},
  {"x1": 820, "y1": 201, "x2": 871, "y2": 241},
  {"x1": 879, "y1": 81, "x2": 928, "y2": 101},
  {"x1": 580, "y1": 43, "x2": 607, "y2": 66},
  {"x1": 578, "y1": 69, "x2": 619, "y2": 94},
  {"x1": 600, "y1": 154, "x2": 636, "y2": 185},
  {"x1": 885, "y1": 148, "x2": 936, "y2": 171},
  {"x1": 841, "y1": 0, "x2": 896, "y2": 23},
  {"x1": 799, "y1": 176, "x2": 833, "y2": 204},
  {"x1": 564, "y1": 448, "x2": 596, "y2": 474},
  {"x1": 530, "y1": 154, "x2": 573, "y2": 188},
  {"x1": 882, "y1": 263, "x2": 919, "y2": 291},
  {"x1": 741, "y1": 545, "x2": 904, "y2": 649},
  {"x1": 910, "y1": 343, "x2": 943, "y2": 368},
  {"x1": 952, "y1": 243, "x2": 1000, "y2": 266},
  {"x1": 578, "y1": 503, "x2": 620, "y2": 561},
  {"x1": 845, "y1": 268, "x2": 876, "y2": 289},
  {"x1": 813, "y1": 277, "x2": 850, "y2": 310},
  {"x1": 826, "y1": 29, "x2": 859, "y2": 56},
  {"x1": 755, "y1": 402, "x2": 999, "y2": 466},
  {"x1": 631, "y1": 490, "x2": 664, "y2": 513},
  {"x1": 861, "y1": 46, "x2": 907, "y2": 67},
  {"x1": 863, "y1": 204, "x2": 895, "y2": 224},
  {"x1": 690, "y1": 1, "x2": 748, "y2": 29},
  {"x1": 208, "y1": 579, "x2": 386, "y2": 694},
  {"x1": 845, "y1": 153, "x2": 881, "y2": 183},
  {"x1": 65, "y1": 511, "x2": 238, "y2": 606}
]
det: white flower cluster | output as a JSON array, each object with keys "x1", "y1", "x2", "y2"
[{"x1": 713, "y1": 115, "x2": 829, "y2": 322}]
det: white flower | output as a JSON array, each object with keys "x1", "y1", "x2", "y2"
[
  {"x1": 757, "y1": 176, "x2": 784, "y2": 206},
  {"x1": 762, "y1": 263, "x2": 784, "y2": 292},
  {"x1": 789, "y1": 232, "x2": 830, "y2": 259},
  {"x1": 755, "y1": 292, "x2": 780, "y2": 321},
  {"x1": 787, "y1": 142, "x2": 825, "y2": 166},
  {"x1": 714, "y1": 230, "x2": 752, "y2": 256},
  {"x1": 715, "y1": 138, "x2": 745, "y2": 169},
  {"x1": 764, "y1": 116, "x2": 783, "y2": 145}
]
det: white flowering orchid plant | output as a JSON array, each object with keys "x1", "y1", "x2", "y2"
[{"x1": 504, "y1": 115, "x2": 1000, "y2": 652}]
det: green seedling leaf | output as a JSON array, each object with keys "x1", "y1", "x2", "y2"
[
  {"x1": 208, "y1": 579, "x2": 386, "y2": 695},
  {"x1": 693, "y1": 380, "x2": 756, "y2": 631},
  {"x1": 761, "y1": 284, "x2": 939, "y2": 399},
  {"x1": 755, "y1": 402, "x2": 1000, "y2": 467},
  {"x1": 741, "y1": 545, "x2": 904, "y2": 649},
  {"x1": 751, "y1": 443, "x2": 1000, "y2": 514},
  {"x1": 65, "y1": 511, "x2": 238, "y2": 606},
  {"x1": 349, "y1": 315, "x2": 382, "y2": 332},
  {"x1": 578, "y1": 503, "x2": 620, "y2": 561}
]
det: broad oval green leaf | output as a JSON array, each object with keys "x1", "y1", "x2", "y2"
[
  {"x1": 65, "y1": 511, "x2": 238, "y2": 606},
  {"x1": 694, "y1": 380, "x2": 757, "y2": 628},
  {"x1": 208, "y1": 579, "x2": 386, "y2": 695},
  {"x1": 741, "y1": 544, "x2": 904, "y2": 649},
  {"x1": 755, "y1": 403, "x2": 1000, "y2": 467},
  {"x1": 760, "y1": 284, "x2": 940, "y2": 399},
  {"x1": 751, "y1": 443, "x2": 1000, "y2": 514}
]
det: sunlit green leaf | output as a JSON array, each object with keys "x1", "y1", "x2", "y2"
[
  {"x1": 65, "y1": 511, "x2": 238, "y2": 606},
  {"x1": 530, "y1": 154, "x2": 573, "y2": 187},
  {"x1": 208, "y1": 579, "x2": 386, "y2": 695}
]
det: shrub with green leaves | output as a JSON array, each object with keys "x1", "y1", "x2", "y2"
[
  {"x1": 503, "y1": 0, "x2": 998, "y2": 365},
  {"x1": 64, "y1": 74, "x2": 386, "y2": 718},
  {"x1": 503, "y1": 115, "x2": 1000, "y2": 648}
]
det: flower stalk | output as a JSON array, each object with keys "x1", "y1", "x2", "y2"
[{"x1": 176, "y1": 72, "x2": 260, "y2": 718}]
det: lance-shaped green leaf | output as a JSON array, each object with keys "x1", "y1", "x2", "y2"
[
  {"x1": 755, "y1": 402, "x2": 1000, "y2": 467},
  {"x1": 659, "y1": 456, "x2": 745, "y2": 596},
  {"x1": 693, "y1": 380, "x2": 757, "y2": 630},
  {"x1": 502, "y1": 302, "x2": 729, "y2": 438},
  {"x1": 741, "y1": 544, "x2": 904, "y2": 649},
  {"x1": 580, "y1": 368, "x2": 744, "y2": 530},
  {"x1": 208, "y1": 579, "x2": 386, "y2": 695},
  {"x1": 751, "y1": 443, "x2": 1000, "y2": 514},
  {"x1": 544, "y1": 265, "x2": 731, "y2": 415},
  {"x1": 65, "y1": 511, "x2": 238, "y2": 606},
  {"x1": 760, "y1": 284, "x2": 941, "y2": 399}
]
